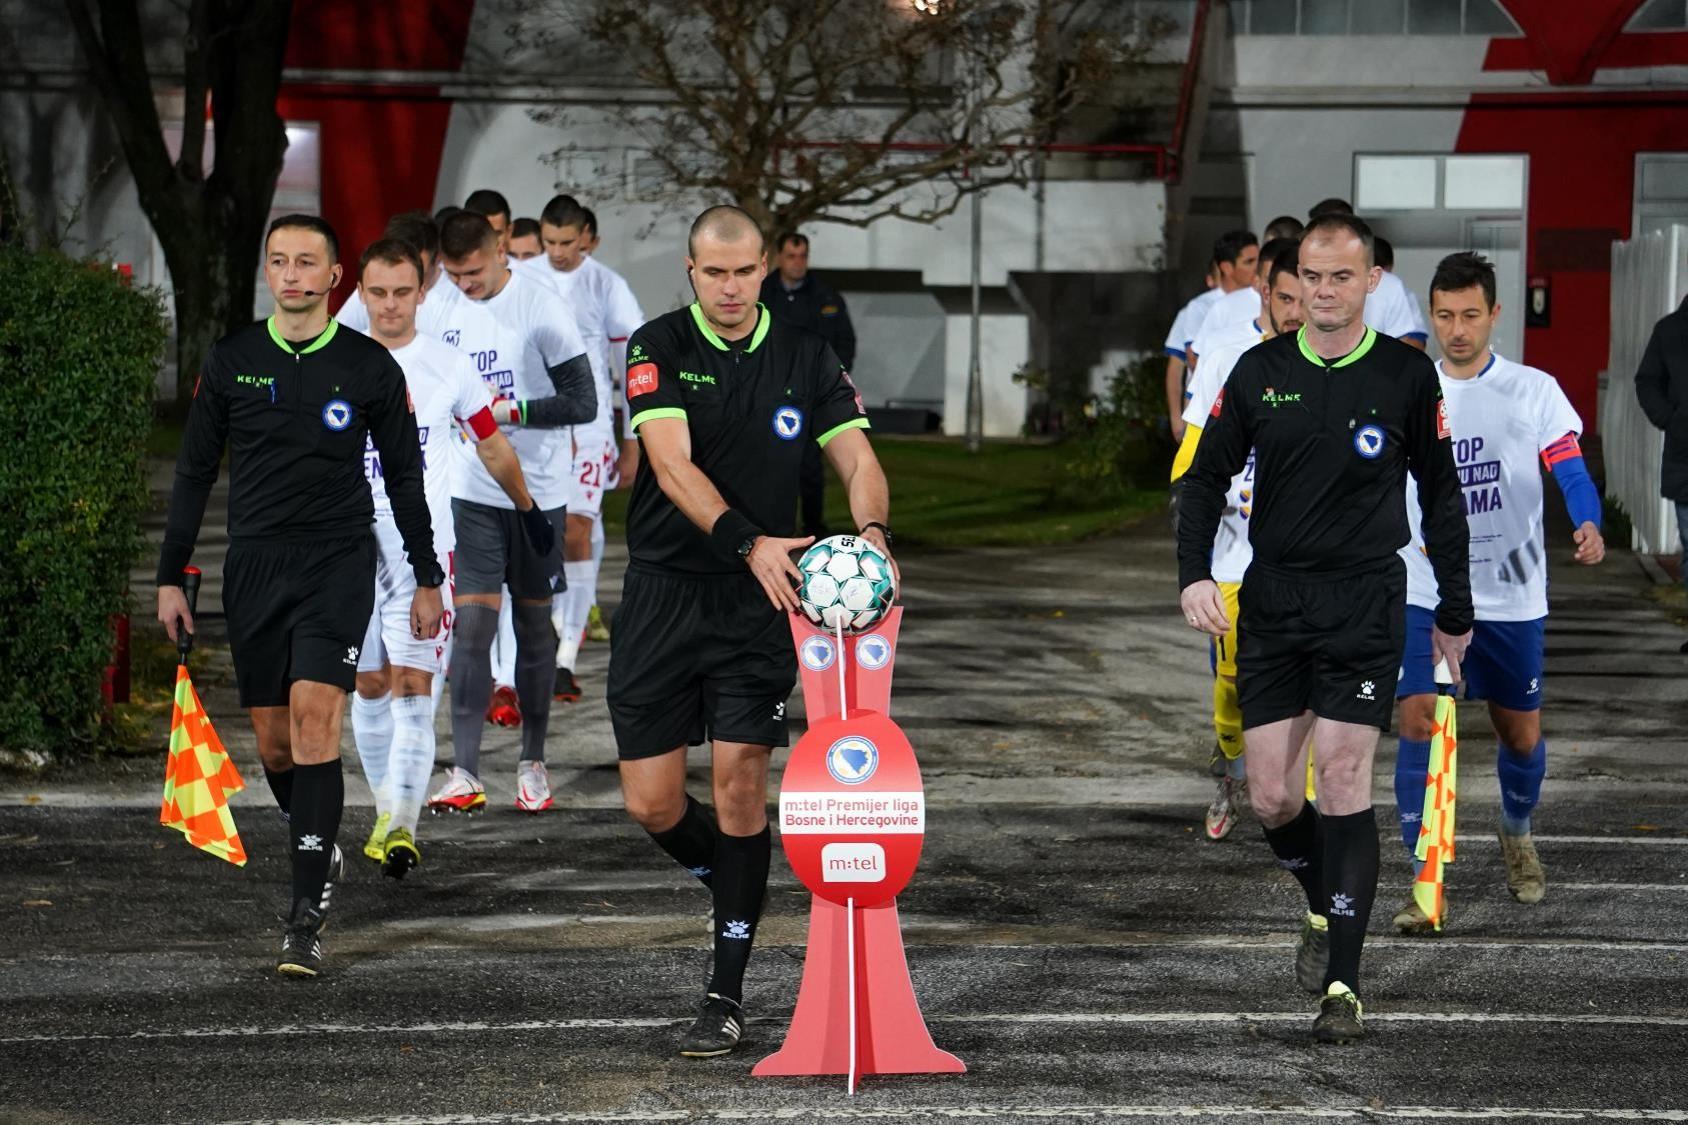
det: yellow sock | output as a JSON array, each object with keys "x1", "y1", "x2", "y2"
[
  {"x1": 1212, "y1": 675, "x2": 1243, "y2": 760},
  {"x1": 1305, "y1": 743, "x2": 1318, "y2": 803}
]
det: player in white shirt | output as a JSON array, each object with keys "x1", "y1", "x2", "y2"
[
  {"x1": 432, "y1": 209, "x2": 595, "y2": 815},
  {"x1": 579, "y1": 208, "x2": 646, "y2": 645},
  {"x1": 1364, "y1": 265, "x2": 1428, "y2": 349},
  {"x1": 341, "y1": 212, "x2": 524, "y2": 726},
  {"x1": 1164, "y1": 276, "x2": 1221, "y2": 442},
  {"x1": 339, "y1": 212, "x2": 505, "y2": 365},
  {"x1": 1168, "y1": 231, "x2": 1255, "y2": 431},
  {"x1": 1391, "y1": 252, "x2": 1605, "y2": 932},
  {"x1": 521, "y1": 194, "x2": 649, "y2": 700},
  {"x1": 1188, "y1": 236, "x2": 1301, "y2": 373},
  {"x1": 347, "y1": 240, "x2": 551, "y2": 877},
  {"x1": 1170, "y1": 253, "x2": 1304, "y2": 840},
  {"x1": 507, "y1": 217, "x2": 543, "y2": 261}
]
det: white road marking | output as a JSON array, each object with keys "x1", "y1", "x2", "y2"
[
  {"x1": 206, "y1": 1105, "x2": 1688, "y2": 1124},
  {"x1": 9, "y1": 1010, "x2": 1688, "y2": 1046},
  {"x1": 1553, "y1": 883, "x2": 1688, "y2": 892},
  {"x1": 1451, "y1": 835, "x2": 1688, "y2": 847}
]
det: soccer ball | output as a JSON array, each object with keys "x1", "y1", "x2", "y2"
[{"x1": 797, "y1": 534, "x2": 897, "y2": 632}]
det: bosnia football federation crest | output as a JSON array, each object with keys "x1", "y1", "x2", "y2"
[
  {"x1": 322, "y1": 399, "x2": 353, "y2": 431},
  {"x1": 799, "y1": 634, "x2": 837, "y2": 672},
  {"x1": 772, "y1": 405, "x2": 804, "y2": 440},
  {"x1": 1353, "y1": 423, "x2": 1385, "y2": 460},
  {"x1": 826, "y1": 735, "x2": 879, "y2": 785},
  {"x1": 855, "y1": 634, "x2": 892, "y2": 670}
]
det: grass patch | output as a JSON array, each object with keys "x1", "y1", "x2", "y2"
[{"x1": 604, "y1": 436, "x2": 1161, "y2": 548}]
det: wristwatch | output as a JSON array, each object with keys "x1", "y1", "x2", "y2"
[
  {"x1": 860, "y1": 521, "x2": 894, "y2": 547},
  {"x1": 415, "y1": 562, "x2": 447, "y2": 589},
  {"x1": 737, "y1": 534, "x2": 761, "y2": 561}
]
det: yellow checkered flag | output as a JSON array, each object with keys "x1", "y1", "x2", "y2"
[{"x1": 1412, "y1": 659, "x2": 1458, "y2": 929}]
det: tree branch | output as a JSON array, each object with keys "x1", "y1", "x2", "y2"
[{"x1": 63, "y1": 0, "x2": 176, "y2": 203}]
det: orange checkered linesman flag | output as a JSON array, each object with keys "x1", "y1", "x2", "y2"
[{"x1": 159, "y1": 567, "x2": 247, "y2": 866}]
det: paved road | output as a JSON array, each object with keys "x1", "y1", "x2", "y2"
[{"x1": 3, "y1": 467, "x2": 1686, "y2": 1123}]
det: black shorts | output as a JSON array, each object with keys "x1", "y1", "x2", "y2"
[
  {"x1": 450, "y1": 498, "x2": 566, "y2": 600},
  {"x1": 606, "y1": 566, "x2": 795, "y2": 760},
  {"x1": 1237, "y1": 558, "x2": 1405, "y2": 731},
  {"x1": 222, "y1": 534, "x2": 377, "y2": 708}
]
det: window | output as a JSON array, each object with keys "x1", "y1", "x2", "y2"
[
  {"x1": 1300, "y1": 0, "x2": 1348, "y2": 34},
  {"x1": 1407, "y1": 0, "x2": 1462, "y2": 34},
  {"x1": 1628, "y1": 0, "x2": 1688, "y2": 31},
  {"x1": 1246, "y1": 0, "x2": 1297, "y2": 33},
  {"x1": 1356, "y1": 156, "x2": 1438, "y2": 211},
  {"x1": 1355, "y1": 153, "x2": 1526, "y2": 213},
  {"x1": 1232, "y1": 0, "x2": 1520, "y2": 35},
  {"x1": 1444, "y1": 156, "x2": 1526, "y2": 210},
  {"x1": 1464, "y1": 0, "x2": 1516, "y2": 34},
  {"x1": 1350, "y1": 0, "x2": 1407, "y2": 34}
]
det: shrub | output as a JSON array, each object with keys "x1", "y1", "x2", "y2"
[
  {"x1": 0, "y1": 245, "x2": 165, "y2": 760},
  {"x1": 1058, "y1": 353, "x2": 1173, "y2": 502}
]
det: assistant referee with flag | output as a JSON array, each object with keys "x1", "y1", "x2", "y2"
[{"x1": 156, "y1": 214, "x2": 442, "y2": 977}]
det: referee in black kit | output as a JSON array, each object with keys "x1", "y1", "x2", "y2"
[
  {"x1": 611, "y1": 206, "x2": 890, "y2": 1058},
  {"x1": 156, "y1": 215, "x2": 442, "y2": 978},
  {"x1": 1176, "y1": 212, "x2": 1471, "y2": 1044}
]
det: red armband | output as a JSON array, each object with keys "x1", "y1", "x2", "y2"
[
  {"x1": 464, "y1": 407, "x2": 498, "y2": 441},
  {"x1": 1541, "y1": 432, "x2": 1581, "y2": 470}
]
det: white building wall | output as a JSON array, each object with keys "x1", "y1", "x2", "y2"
[
  {"x1": 944, "y1": 314, "x2": 1030, "y2": 438},
  {"x1": 436, "y1": 101, "x2": 1167, "y2": 437}
]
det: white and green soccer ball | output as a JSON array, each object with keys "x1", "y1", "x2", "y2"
[{"x1": 797, "y1": 534, "x2": 897, "y2": 632}]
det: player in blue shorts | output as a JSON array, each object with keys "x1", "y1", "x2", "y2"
[{"x1": 1392, "y1": 252, "x2": 1605, "y2": 932}]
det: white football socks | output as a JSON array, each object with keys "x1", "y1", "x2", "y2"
[
  {"x1": 350, "y1": 691, "x2": 394, "y2": 819},
  {"x1": 557, "y1": 560, "x2": 594, "y2": 670},
  {"x1": 491, "y1": 590, "x2": 517, "y2": 688},
  {"x1": 386, "y1": 694, "x2": 436, "y2": 835}
]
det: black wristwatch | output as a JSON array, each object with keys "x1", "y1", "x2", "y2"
[
  {"x1": 737, "y1": 534, "x2": 761, "y2": 561},
  {"x1": 860, "y1": 521, "x2": 894, "y2": 547},
  {"x1": 415, "y1": 562, "x2": 447, "y2": 589}
]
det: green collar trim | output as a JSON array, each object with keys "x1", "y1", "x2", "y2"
[
  {"x1": 689, "y1": 302, "x2": 770, "y2": 353},
  {"x1": 268, "y1": 316, "x2": 340, "y2": 355},
  {"x1": 1297, "y1": 325, "x2": 1376, "y2": 369}
]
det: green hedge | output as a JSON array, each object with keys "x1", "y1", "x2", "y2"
[{"x1": 0, "y1": 246, "x2": 165, "y2": 757}]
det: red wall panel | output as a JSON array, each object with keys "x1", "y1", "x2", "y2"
[{"x1": 1457, "y1": 92, "x2": 1688, "y2": 428}]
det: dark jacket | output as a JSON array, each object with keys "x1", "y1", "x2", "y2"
[
  {"x1": 759, "y1": 273, "x2": 856, "y2": 369},
  {"x1": 1635, "y1": 296, "x2": 1688, "y2": 502}
]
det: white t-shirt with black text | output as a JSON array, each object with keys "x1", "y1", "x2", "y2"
[
  {"x1": 452, "y1": 268, "x2": 590, "y2": 510},
  {"x1": 1402, "y1": 353, "x2": 1583, "y2": 621},
  {"x1": 364, "y1": 333, "x2": 498, "y2": 557}
]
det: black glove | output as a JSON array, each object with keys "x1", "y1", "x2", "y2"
[{"x1": 519, "y1": 504, "x2": 557, "y2": 559}]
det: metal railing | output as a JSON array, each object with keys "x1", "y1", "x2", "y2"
[{"x1": 1598, "y1": 224, "x2": 1688, "y2": 555}]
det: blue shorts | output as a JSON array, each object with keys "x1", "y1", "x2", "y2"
[{"x1": 1396, "y1": 605, "x2": 1544, "y2": 712}]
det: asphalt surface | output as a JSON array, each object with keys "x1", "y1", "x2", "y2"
[{"x1": 2, "y1": 468, "x2": 1686, "y2": 1124}]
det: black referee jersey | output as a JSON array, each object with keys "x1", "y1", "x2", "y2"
[
  {"x1": 1177, "y1": 326, "x2": 1472, "y2": 635},
  {"x1": 157, "y1": 316, "x2": 439, "y2": 587},
  {"x1": 622, "y1": 302, "x2": 869, "y2": 573}
]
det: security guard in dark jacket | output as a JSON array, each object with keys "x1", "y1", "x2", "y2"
[
  {"x1": 1634, "y1": 294, "x2": 1688, "y2": 631},
  {"x1": 759, "y1": 232, "x2": 857, "y2": 536}
]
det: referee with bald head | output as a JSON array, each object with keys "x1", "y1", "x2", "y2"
[{"x1": 610, "y1": 205, "x2": 892, "y2": 1057}]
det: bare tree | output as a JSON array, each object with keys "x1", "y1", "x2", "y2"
[
  {"x1": 65, "y1": 0, "x2": 293, "y2": 408},
  {"x1": 516, "y1": 0, "x2": 1163, "y2": 238}
]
